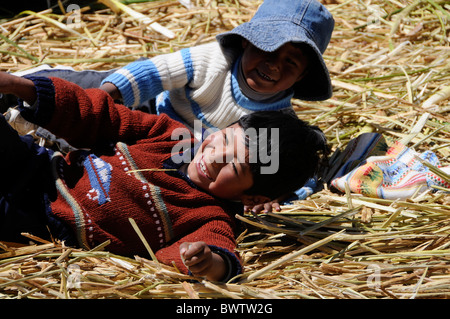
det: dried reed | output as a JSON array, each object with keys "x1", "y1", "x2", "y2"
[{"x1": 0, "y1": 0, "x2": 449, "y2": 299}]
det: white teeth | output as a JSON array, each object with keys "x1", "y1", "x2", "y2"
[
  {"x1": 200, "y1": 161, "x2": 207, "y2": 174},
  {"x1": 200, "y1": 158, "x2": 211, "y2": 179},
  {"x1": 258, "y1": 69, "x2": 273, "y2": 81}
]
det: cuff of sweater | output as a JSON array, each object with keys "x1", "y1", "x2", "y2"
[
  {"x1": 101, "y1": 60, "x2": 162, "y2": 109},
  {"x1": 18, "y1": 76, "x2": 55, "y2": 127},
  {"x1": 209, "y1": 245, "x2": 242, "y2": 283},
  {"x1": 101, "y1": 72, "x2": 137, "y2": 108}
]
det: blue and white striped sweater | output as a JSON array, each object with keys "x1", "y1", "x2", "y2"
[{"x1": 101, "y1": 42, "x2": 294, "y2": 134}]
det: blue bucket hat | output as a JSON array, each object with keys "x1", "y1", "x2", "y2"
[{"x1": 216, "y1": 0, "x2": 334, "y2": 101}]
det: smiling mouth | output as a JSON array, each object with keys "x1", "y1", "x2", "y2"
[
  {"x1": 257, "y1": 69, "x2": 275, "y2": 82},
  {"x1": 198, "y1": 156, "x2": 213, "y2": 181}
]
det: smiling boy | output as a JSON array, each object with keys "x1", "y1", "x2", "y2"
[
  {"x1": 4, "y1": 0, "x2": 333, "y2": 138},
  {"x1": 3, "y1": 0, "x2": 334, "y2": 216},
  {"x1": 239, "y1": 41, "x2": 310, "y2": 96},
  {"x1": 98, "y1": 0, "x2": 334, "y2": 136},
  {"x1": 186, "y1": 123, "x2": 254, "y2": 201},
  {"x1": 0, "y1": 71, "x2": 328, "y2": 282}
]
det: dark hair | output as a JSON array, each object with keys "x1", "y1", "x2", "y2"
[{"x1": 238, "y1": 111, "x2": 329, "y2": 200}]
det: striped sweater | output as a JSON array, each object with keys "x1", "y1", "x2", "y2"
[
  {"x1": 101, "y1": 41, "x2": 294, "y2": 134},
  {"x1": 20, "y1": 76, "x2": 242, "y2": 279}
]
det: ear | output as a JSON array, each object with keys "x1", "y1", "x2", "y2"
[
  {"x1": 296, "y1": 63, "x2": 311, "y2": 82},
  {"x1": 239, "y1": 194, "x2": 272, "y2": 206},
  {"x1": 296, "y1": 71, "x2": 308, "y2": 83},
  {"x1": 295, "y1": 51, "x2": 311, "y2": 82}
]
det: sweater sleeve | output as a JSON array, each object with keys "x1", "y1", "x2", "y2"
[
  {"x1": 155, "y1": 219, "x2": 242, "y2": 282},
  {"x1": 101, "y1": 47, "x2": 194, "y2": 109},
  {"x1": 19, "y1": 76, "x2": 174, "y2": 149}
]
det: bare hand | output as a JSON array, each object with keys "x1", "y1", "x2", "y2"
[
  {"x1": 245, "y1": 199, "x2": 281, "y2": 214},
  {"x1": 179, "y1": 241, "x2": 226, "y2": 282},
  {"x1": 0, "y1": 72, "x2": 36, "y2": 105},
  {"x1": 99, "y1": 82, "x2": 122, "y2": 100}
]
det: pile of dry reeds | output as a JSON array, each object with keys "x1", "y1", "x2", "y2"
[{"x1": 0, "y1": 0, "x2": 449, "y2": 299}]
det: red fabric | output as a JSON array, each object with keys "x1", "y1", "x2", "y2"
[{"x1": 45, "y1": 77, "x2": 240, "y2": 274}]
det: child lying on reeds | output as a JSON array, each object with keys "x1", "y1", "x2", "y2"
[
  {"x1": 3, "y1": 0, "x2": 334, "y2": 214},
  {"x1": 0, "y1": 72, "x2": 328, "y2": 282}
]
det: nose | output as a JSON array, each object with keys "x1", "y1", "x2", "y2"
[
  {"x1": 265, "y1": 53, "x2": 280, "y2": 71},
  {"x1": 201, "y1": 136, "x2": 224, "y2": 166},
  {"x1": 209, "y1": 145, "x2": 231, "y2": 167}
]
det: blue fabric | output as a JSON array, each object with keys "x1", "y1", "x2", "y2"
[
  {"x1": 83, "y1": 154, "x2": 113, "y2": 205},
  {"x1": 180, "y1": 48, "x2": 194, "y2": 83},
  {"x1": 20, "y1": 76, "x2": 56, "y2": 126},
  {"x1": 0, "y1": 114, "x2": 75, "y2": 245},
  {"x1": 155, "y1": 91, "x2": 187, "y2": 123},
  {"x1": 133, "y1": 59, "x2": 163, "y2": 106},
  {"x1": 294, "y1": 177, "x2": 318, "y2": 199},
  {"x1": 101, "y1": 69, "x2": 136, "y2": 106},
  {"x1": 0, "y1": 114, "x2": 52, "y2": 194},
  {"x1": 216, "y1": 0, "x2": 334, "y2": 101},
  {"x1": 185, "y1": 86, "x2": 216, "y2": 129},
  {"x1": 209, "y1": 245, "x2": 243, "y2": 282},
  {"x1": 282, "y1": 177, "x2": 319, "y2": 203},
  {"x1": 101, "y1": 59, "x2": 163, "y2": 108}
]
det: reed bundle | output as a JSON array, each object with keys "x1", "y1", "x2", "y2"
[{"x1": 0, "y1": 0, "x2": 449, "y2": 299}]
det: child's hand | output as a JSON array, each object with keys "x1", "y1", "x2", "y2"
[
  {"x1": 99, "y1": 82, "x2": 122, "y2": 100},
  {"x1": 0, "y1": 72, "x2": 19, "y2": 93},
  {"x1": 245, "y1": 199, "x2": 281, "y2": 214},
  {"x1": 179, "y1": 241, "x2": 226, "y2": 282},
  {"x1": 0, "y1": 72, "x2": 36, "y2": 104}
]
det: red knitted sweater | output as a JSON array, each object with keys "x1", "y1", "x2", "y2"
[{"x1": 21, "y1": 76, "x2": 242, "y2": 277}]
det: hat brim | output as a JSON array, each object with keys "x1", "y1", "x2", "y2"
[{"x1": 217, "y1": 20, "x2": 332, "y2": 101}]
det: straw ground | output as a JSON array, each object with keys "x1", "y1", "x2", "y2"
[{"x1": 0, "y1": 0, "x2": 448, "y2": 299}]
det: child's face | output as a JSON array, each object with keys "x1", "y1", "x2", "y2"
[
  {"x1": 187, "y1": 124, "x2": 254, "y2": 200},
  {"x1": 241, "y1": 41, "x2": 309, "y2": 94}
]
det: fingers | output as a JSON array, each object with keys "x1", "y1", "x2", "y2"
[
  {"x1": 246, "y1": 201, "x2": 282, "y2": 214},
  {"x1": 180, "y1": 242, "x2": 213, "y2": 277},
  {"x1": 271, "y1": 201, "x2": 281, "y2": 212}
]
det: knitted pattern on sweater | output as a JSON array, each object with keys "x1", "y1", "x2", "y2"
[
  {"x1": 101, "y1": 42, "x2": 294, "y2": 134},
  {"x1": 20, "y1": 76, "x2": 243, "y2": 279}
]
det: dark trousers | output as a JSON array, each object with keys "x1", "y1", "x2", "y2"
[
  {"x1": 21, "y1": 68, "x2": 116, "y2": 89},
  {"x1": 0, "y1": 115, "x2": 75, "y2": 245}
]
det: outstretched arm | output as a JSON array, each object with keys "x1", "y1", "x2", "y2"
[
  {"x1": 0, "y1": 72, "x2": 36, "y2": 105},
  {"x1": 155, "y1": 219, "x2": 241, "y2": 283},
  {"x1": 4, "y1": 74, "x2": 171, "y2": 149}
]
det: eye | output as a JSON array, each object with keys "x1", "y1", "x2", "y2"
[
  {"x1": 223, "y1": 132, "x2": 229, "y2": 145},
  {"x1": 286, "y1": 57, "x2": 298, "y2": 66},
  {"x1": 231, "y1": 161, "x2": 238, "y2": 176},
  {"x1": 225, "y1": 132, "x2": 238, "y2": 176}
]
